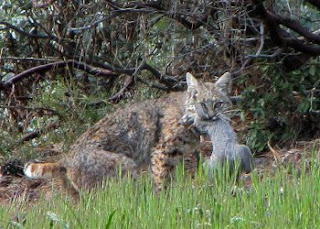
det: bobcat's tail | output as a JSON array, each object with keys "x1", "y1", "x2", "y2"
[
  {"x1": 24, "y1": 161, "x2": 80, "y2": 201},
  {"x1": 24, "y1": 161, "x2": 65, "y2": 179}
]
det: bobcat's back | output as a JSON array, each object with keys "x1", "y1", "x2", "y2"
[
  {"x1": 24, "y1": 72, "x2": 233, "y2": 197},
  {"x1": 25, "y1": 90, "x2": 200, "y2": 196}
]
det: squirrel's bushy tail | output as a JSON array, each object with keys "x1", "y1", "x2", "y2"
[{"x1": 24, "y1": 161, "x2": 80, "y2": 201}]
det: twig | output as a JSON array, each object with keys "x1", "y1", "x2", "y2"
[
  {"x1": 108, "y1": 61, "x2": 146, "y2": 102},
  {"x1": 136, "y1": 77, "x2": 169, "y2": 91},
  {"x1": 256, "y1": 22, "x2": 265, "y2": 56},
  {"x1": 108, "y1": 75, "x2": 134, "y2": 102},
  {"x1": 19, "y1": 121, "x2": 59, "y2": 143},
  {"x1": 0, "y1": 105, "x2": 61, "y2": 117},
  {"x1": 0, "y1": 21, "x2": 49, "y2": 39},
  {"x1": 245, "y1": 48, "x2": 283, "y2": 59},
  {"x1": 68, "y1": 9, "x2": 154, "y2": 34},
  {"x1": 267, "y1": 141, "x2": 281, "y2": 164},
  {"x1": 241, "y1": 22, "x2": 266, "y2": 71},
  {"x1": 0, "y1": 57, "x2": 57, "y2": 62},
  {"x1": 106, "y1": 0, "x2": 214, "y2": 30}
]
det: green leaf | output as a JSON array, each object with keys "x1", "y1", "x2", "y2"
[
  {"x1": 309, "y1": 65, "x2": 316, "y2": 76},
  {"x1": 105, "y1": 209, "x2": 117, "y2": 229}
]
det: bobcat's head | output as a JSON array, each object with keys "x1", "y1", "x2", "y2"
[{"x1": 182, "y1": 72, "x2": 232, "y2": 125}]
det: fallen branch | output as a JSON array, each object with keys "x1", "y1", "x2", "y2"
[{"x1": 1, "y1": 60, "x2": 118, "y2": 88}]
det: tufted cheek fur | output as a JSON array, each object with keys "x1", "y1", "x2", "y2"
[{"x1": 184, "y1": 72, "x2": 233, "y2": 124}]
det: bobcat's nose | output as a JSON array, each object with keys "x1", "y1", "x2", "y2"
[
  {"x1": 206, "y1": 100, "x2": 217, "y2": 120},
  {"x1": 195, "y1": 100, "x2": 217, "y2": 121}
]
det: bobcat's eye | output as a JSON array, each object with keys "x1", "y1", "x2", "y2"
[
  {"x1": 200, "y1": 102, "x2": 207, "y2": 110},
  {"x1": 214, "y1": 102, "x2": 223, "y2": 108}
]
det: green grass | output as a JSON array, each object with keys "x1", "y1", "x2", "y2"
[{"x1": 1, "y1": 158, "x2": 320, "y2": 229}]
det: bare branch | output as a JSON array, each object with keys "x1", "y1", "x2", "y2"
[
  {"x1": 0, "y1": 21, "x2": 49, "y2": 39},
  {"x1": 0, "y1": 57, "x2": 57, "y2": 62},
  {"x1": 1, "y1": 60, "x2": 118, "y2": 88},
  {"x1": 267, "y1": 10, "x2": 320, "y2": 45},
  {"x1": 108, "y1": 75, "x2": 133, "y2": 102},
  {"x1": 106, "y1": 0, "x2": 214, "y2": 30},
  {"x1": 252, "y1": 1, "x2": 320, "y2": 56},
  {"x1": 0, "y1": 105, "x2": 61, "y2": 117},
  {"x1": 245, "y1": 48, "x2": 283, "y2": 59},
  {"x1": 136, "y1": 77, "x2": 169, "y2": 91},
  {"x1": 68, "y1": 9, "x2": 154, "y2": 34},
  {"x1": 108, "y1": 60, "x2": 145, "y2": 102},
  {"x1": 32, "y1": 0, "x2": 56, "y2": 8}
]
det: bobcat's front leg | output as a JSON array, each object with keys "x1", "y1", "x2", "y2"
[{"x1": 151, "y1": 149, "x2": 171, "y2": 193}]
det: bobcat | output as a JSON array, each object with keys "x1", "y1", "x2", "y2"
[
  {"x1": 184, "y1": 72, "x2": 255, "y2": 181},
  {"x1": 24, "y1": 72, "x2": 232, "y2": 200}
]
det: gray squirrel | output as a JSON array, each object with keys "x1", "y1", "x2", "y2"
[{"x1": 182, "y1": 72, "x2": 254, "y2": 180}]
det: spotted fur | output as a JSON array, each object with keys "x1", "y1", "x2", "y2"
[{"x1": 24, "y1": 72, "x2": 230, "y2": 198}]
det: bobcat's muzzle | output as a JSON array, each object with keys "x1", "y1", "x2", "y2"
[{"x1": 194, "y1": 100, "x2": 219, "y2": 121}]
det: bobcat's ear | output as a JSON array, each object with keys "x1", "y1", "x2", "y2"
[
  {"x1": 186, "y1": 72, "x2": 200, "y2": 93},
  {"x1": 215, "y1": 72, "x2": 232, "y2": 95}
]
